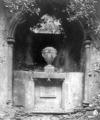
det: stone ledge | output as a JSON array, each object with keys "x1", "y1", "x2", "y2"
[{"x1": 14, "y1": 70, "x2": 67, "y2": 79}]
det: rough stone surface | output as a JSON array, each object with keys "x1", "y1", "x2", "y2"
[
  {"x1": 0, "y1": 0, "x2": 9, "y2": 108},
  {"x1": 14, "y1": 71, "x2": 83, "y2": 113},
  {"x1": 89, "y1": 45, "x2": 100, "y2": 101},
  {"x1": 1, "y1": 1, "x2": 100, "y2": 120}
]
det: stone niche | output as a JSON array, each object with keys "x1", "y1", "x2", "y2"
[{"x1": 13, "y1": 71, "x2": 83, "y2": 113}]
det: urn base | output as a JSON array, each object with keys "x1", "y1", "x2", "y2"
[{"x1": 44, "y1": 65, "x2": 55, "y2": 73}]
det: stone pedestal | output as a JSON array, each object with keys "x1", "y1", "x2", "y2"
[
  {"x1": 14, "y1": 71, "x2": 83, "y2": 113},
  {"x1": 44, "y1": 65, "x2": 55, "y2": 73}
]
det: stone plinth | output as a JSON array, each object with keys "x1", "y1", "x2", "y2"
[
  {"x1": 14, "y1": 71, "x2": 83, "y2": 113},
  {"x1": 44, "y1": 65, "x2": 55, "y2": 73}
]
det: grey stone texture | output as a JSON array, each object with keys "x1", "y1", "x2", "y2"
[
  {"x1": 0, "y1": 0, "x2": 100, "y2": 114},
  {"x1": 0, "y1": 0, "x2": 9, "y2": 109}
]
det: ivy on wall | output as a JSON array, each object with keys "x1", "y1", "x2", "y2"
[
  {"x1": 3, "y1": 0, "x2": 40, "y2": 15},
  {"x1": 3, "y1": 0, "x2": 100, "y2": 35}
]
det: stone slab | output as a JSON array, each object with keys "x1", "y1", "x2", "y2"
[
  {"x1": 40, "y1": 86, "x2": 56, "y2": 98},
  {"x1": 33, "y1": 72, "x2": 67, "y2": 79},
  {"x1": 14, "y1": 71, "x2": 67, "y2": 79}
]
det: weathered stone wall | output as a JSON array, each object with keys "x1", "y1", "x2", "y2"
[
  {"x1": 89, "y1": 44, "x2": 100, "y2": 101},
  {"x1": 0, "y1": 0, "x2": 9, "y2": 108},
  {"x1": 0, "y1": 0, "x2": 100, "y2": 113},
  {"x1": 13, "y1": 71, "x2": 83, "y2": 112}
]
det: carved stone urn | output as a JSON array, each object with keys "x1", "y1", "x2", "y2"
[
  {"x1": 42, "y1": 47, "x2": 57, "y2": 65},
  {"x1": 42, "y1": 47, "x2": 57, "y2": 72}
]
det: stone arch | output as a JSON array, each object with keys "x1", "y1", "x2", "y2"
[
  {"x1": 6, "y1": 10, "x2": 89, "y2": 104},
  {"x1": 7, "y1": 13, "x2": 20, "y2": 39}
]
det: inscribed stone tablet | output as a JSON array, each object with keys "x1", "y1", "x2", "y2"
[{"x1": 40, "y1": 86, "x2": 56, "y2": 98}]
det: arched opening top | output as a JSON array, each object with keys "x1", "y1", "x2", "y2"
[
  {"x1": 7, "y1": 13, "x2": 20, "y2": 39},
  {"x1": 13, "y1": 15, "x2": 84, "y2": 71},
  {"x1": 7, "y1": 1, "x2": 84, "y2": 72}
]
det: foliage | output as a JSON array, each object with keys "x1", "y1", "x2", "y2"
[
  {"x1": 3, "y1": 0, "x2": 100, "y2": 34},
  {"x1": 30, "y1": 14, "x2": 63, "y2": 34},
  {"x1": 66, "y1": 0, "x2": 98, "y2": 33},
  {"x1": 3, "y1": 0, "x2": 40, "y2": 15},
  {"x1": 66, "y1": 0, "x2": 97, "y2": 21}
]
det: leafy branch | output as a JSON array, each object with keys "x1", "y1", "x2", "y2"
[
  {"x1": 3, "y1": 0, "x2": 40, "y2": 15},
  {"x1": 3, "y1": 0, "x2": 100, "y2": 34}
]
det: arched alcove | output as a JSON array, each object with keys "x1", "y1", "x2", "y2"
[
  {"x1": 13, "y1": 13, "x2": 84, "y2": 72},
  {"x1": 6, "y1": 0, "x2": 85, "y2": 72},
  {"x1": 6, "y1": 1, "x2": 86, "y2": 108},
  {"x1": 5, "y1": 0, "x2": 100, "y2": 111},
  {"x1": 12, "y1": 15, "x2": 84, "y2": 108}
]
